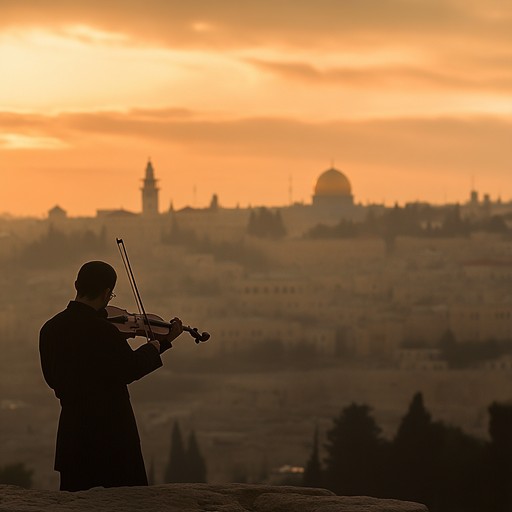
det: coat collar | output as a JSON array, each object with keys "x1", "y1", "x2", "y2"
[{"x1": 67, "y1": 300, "x2": 102, "y2": 316}]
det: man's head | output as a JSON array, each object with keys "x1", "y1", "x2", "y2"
[{"x1": 75, "y1": 261, "x2": 117, "y2": 304}]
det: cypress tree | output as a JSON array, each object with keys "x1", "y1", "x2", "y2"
[
  {"x1": 148, "y1": 457, "x2": 155, "y2": 486},
  {"x1": 324, "y1": 403, "x2": 387, "y2": 496},
  {"x1": 256, "y1": 455, "x2": 269, "y2": 484},
  {"x1": 487, "y1": 402, "x2": 512, "y2": 511},
  {"x1": 164, "y1": 421, "x2": 187, "y2": 483},
  {"x1": 186, "y1": 429, "x2": 207, "y2": 483},
  {"x1": 247, "y1": 210, "x2": 257, "y2": 235},
  {"x1": 392, "y1": 392, "x2": 441, "y2": 504},
  {"x1": 0, "y1": 463, "x2": 33, "y2": 488},
  {"x1": 303, "y1": 426, "x2": 323, "y2": 488}
]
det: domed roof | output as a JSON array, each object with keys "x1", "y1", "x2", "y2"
[{"x1": 314, "y1": 168, "x2": 352, "y2": 197}]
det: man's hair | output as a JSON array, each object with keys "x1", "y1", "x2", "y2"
[{"x1": 75, "y1": 261, "x2": 117, "y2": 299}]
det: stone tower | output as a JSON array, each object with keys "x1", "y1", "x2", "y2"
[{"x1": 141, "y1": 159, "x2": 159, "y2": 216}]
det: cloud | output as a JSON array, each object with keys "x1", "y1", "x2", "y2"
[
  {"x1": 3, "y1": 1, "x2": 512, "y2": 120},
  {"x1": 2, "y1": 106, "x2": 511, "y2": 213},
  {"x1": 245, "y1": 58, "x2": 512, "y2": 93},
  {"x1": 1, "y1": 0, "x2": 512, "y2": 51},
  {"x1": 1, "y1": 108, "x2": 511, "y2": 177},
  {"x1": 127, "y1": 107, "x2": 196, "y2": 120},
  {"x1": 0, "y1": 133, "x2": 69, "y2": 149}
]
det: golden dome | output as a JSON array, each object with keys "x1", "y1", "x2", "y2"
[{"x1": 314, "y1": 168, "x2": 352, "y2": 197}]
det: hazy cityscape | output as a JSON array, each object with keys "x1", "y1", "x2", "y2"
[
  {"x1": 1, "y1": 161, "x2": 512, "y2": 507},
  {"x1": 2, "y1": 3, "x2": 512, "y2": 510}
]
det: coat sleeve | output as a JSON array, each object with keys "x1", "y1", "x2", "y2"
[
  {"x1": 101, "y1": 323, "x2": 163, "y2": 385},
  {"x1": 125, "y1": 341, "x2": 163, "y2": 383},
  {"x1": 39, "y1": 322, "x2": 56, "y2": 390}
]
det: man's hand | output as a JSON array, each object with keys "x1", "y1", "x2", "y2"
[
  {"x1": 158, "y1": 317, "x2": 183, "y2": 354},
  {"x1": 167, "y1": 317, "x2": 183, "y2": 341},
  {"x1": 149, "y1": 340, "x2": 161, "y2": 352}
]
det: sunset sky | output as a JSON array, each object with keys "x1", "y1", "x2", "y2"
[{"x1": 1, "y1": 0, "x2": 512, "y2": 217}]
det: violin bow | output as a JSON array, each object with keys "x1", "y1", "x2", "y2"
[{"x1": 116, "y1": 238, "x2": 156, "y2": 343}]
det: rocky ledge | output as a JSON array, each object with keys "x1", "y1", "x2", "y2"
[{"x1": 0, "y1": 484, "x2": 428, "y2": 512}]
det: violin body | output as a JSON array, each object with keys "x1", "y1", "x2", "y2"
[{"x1": 106, "y1": 305, "x2": 210, "y2": 344}]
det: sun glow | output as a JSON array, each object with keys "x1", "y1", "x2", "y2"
[
  {"x1": 60, "y1": 24, "x2": 130, "y2": 44},
  {"x1": 1, "y1": 4, "x2": 511, "y2": 217},
  {"x1": 0, "y1": 26, "x2": 244, "y2": 113},
  {"x1": 0, "y1": 26, "x2": 277, "y2": 119},
  {"x1": 191, "y1": 21, "x2": 215, "y2": 33},
  {"x1": 0, "y1": 134, "x2": 69, "y2": 150}
]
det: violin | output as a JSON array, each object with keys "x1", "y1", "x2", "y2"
[
  {"x1": 106, "y1": 305, "x2": 210, "y2": 344},
  {"x1": 113, "y1": 238, "x2": 210, "y2": 346}
]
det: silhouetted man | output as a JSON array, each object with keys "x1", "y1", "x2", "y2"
[{"x1": 39, "y1": 261, "x2": 182, "y2": 491}]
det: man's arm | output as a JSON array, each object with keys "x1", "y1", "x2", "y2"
[
  {"x1": 100, "y1": 323, "x2": 162, "y2": 385},
  {"x1": 104, "y1": 318, "x2": 182, "y2": 384}
]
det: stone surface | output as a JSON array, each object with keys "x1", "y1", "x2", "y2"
[
  {"x1": 0, "y1": 484, "x2": 428, "y2": 512},
  {"x1": 253, "y1": 493, "x2": 428, "y2": 512}
]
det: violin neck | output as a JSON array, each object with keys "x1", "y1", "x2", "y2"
[
  {"x1": 143, "y1": 318, "x2": 171, "y2": 329},
  {"x1": 142, "y1": 316, "x2": 209, "y2": 342},
  {"x1": 142, "y1": 317, "x2": 190, "y2": 333}
]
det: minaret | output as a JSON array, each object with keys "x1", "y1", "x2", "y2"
[{"x1": 141, "y1": 159, "x2": 159, "y2": 216}]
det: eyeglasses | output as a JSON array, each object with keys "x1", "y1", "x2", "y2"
[{"x1": 109, "y1": 292, "x2": 116, "y2": 300}]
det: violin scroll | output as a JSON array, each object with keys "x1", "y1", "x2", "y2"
[{"x1": 184, "y1": 326, "x2": 210, "y2": 344}]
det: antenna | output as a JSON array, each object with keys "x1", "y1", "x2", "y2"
[{"x1": 288, "y1": 175, "x2": 293, "y2": 205}]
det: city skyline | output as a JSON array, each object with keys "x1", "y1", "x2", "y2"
[
  {"x1": 1, "y1": 1, "x2": 512, "y2": 216},
  {"x1": 6, "y1": 159, "x2": 506, "y2": 220}
]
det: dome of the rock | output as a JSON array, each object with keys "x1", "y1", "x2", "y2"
[{"x1": 314, "y1": 168, "x2": 352, "y2": 197}]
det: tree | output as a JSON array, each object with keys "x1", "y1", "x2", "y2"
[
  {"x1": 434, "y1": 424, "x2": 486, "y2": 512},
  {"x1": 186, "y1": 429, "x2": 207, "y2": 483},
  {"x1": 440, "y1": 205, "x2": 470, "y2": 237},
  {"x1": 256, "y1": 456, "x2": 269, "y2": 484},
  {"x1": 147, "y1": 457, "x2": 155, "y2": 486},
  {"x1": 303, "y1": 426, "x2": 323, "y2": 488},
  {"x1": 164, "y1": 422, "x2": 187, "y2": 483},
  {"x1": 306, "y1": 219, "x2": 358, "y2": 239},
  {"x1": 324, "y1": 403, "x2": 388, "y2": 496},
  {"x1": 247, "y1": 208, "x2": 287, "y2": 239},
  {"x1": 391, "y1": 392, "x2": 442, "y2": 505},
  {"x1": 0, "y1": 463, "x2": 33, "y2": 488},
  {"x1": 487, "y1": 402, "x2": 512, "y2": 511},
  {"x1": 481, "y1": 215, "x2": 508, "y2": 233},
  {"x1": 209, "y1": 194, "x2": 219, "y2": 211}
]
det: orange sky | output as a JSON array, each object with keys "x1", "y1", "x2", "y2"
[{"x1": 1, "y1": 0, "x2": 512, "y2": 217}]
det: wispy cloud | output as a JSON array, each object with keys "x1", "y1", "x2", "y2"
[
  {"x1": 0, "y1": 133, "x2": 69, "y2": 149},
  {"x1": 246, "y1": 58, "x2": 512, "y2": 93},
  {"x1": 2, "y1": 109, "x2": 511, "y2": 175},
  {"x1": 1, "y1": 0, "x2": 512, "y2": 50}
]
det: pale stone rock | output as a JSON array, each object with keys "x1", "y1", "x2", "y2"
[
  {"x1": 0, "y1": 484, "x2": 428, "y2": 512},
  {"x1": 254, "y1": 493, "x2": 428, "y2": 512}
]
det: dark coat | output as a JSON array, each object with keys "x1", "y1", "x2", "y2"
[{"x1": 39, "y1": 301, "x2": 162, "y2": 489}]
